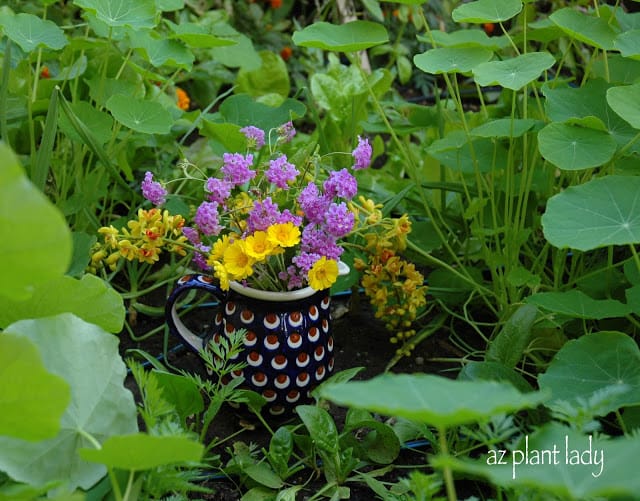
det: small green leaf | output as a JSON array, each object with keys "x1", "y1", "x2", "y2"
[
  {"x1": 166, "y1": 21, "x2": 236, "y2": 48},
  {"x1": 471, "y1": 118, "x2": 538, "y2": 138},
  {"x1": 537, "y1": 122, "x2": 617, "y2": 170},
  {"x1": 80, "y1": 433, "x2": 203, "y2": 470},
  {"x1": 420, "y1": 29, "x2": 508, "y2": 50},
  {"x1": 539, "y1": 331, "x2": 640, "y2": 413},
  {"x1": 154, "y1": 371, "x2": 204, "y2": 422},
  {"x1": 526, "y1": 290, "x2": 631, "y2": 319},
  {"x1": 58, "y1": 101, "x2": 114, "y2": 145},
  {"x1": 0, "y1": 274, "x2": 125, "y2": 332},
  {"x1": 243, "y1": 463, "x2": 284, "y2": 489},
  {"x1": 236, "y1": 51, "x2": 290, "y2": 98},
  {"x1": 292, "y1": 21, "x2": 389, "y2": 52},
  {"x1": 486, "y1": 304, "x2": 538, "y2": 368},
  {"x1": 218, "y1": 94, "x2": 307, "y2": 131},
  {"x1": 0, "y1": 13, "x2": 68, "y2": 52},
  {"x1": 541, "y1": 176, "x2": 640, "y2": 251},
  {"x1": 458, "y1": 361, "x2": 533, "y2": 393},
  {"x1": 607, "y1": 83, "x2": 640, "y2": 129},
  {"x1": 319, "y1": 373, "x2": 547, "y2": 428},
  {"x1": 550, "y1": 7, "x2": 619, "y2": 50},
  {"x1": 413, "y1": 47, "x2": 493, "y2": 74},
  {"x1": 73, "y1": 0, "x2": 157, "y2": 29},
  {"x1": 473, "y1": 52, "x2": 555, "y2": 90},
  {"x1": 296, "y1": 405, "x2": 340, "y2": 454},
  {"x1": 452, "y1": 0, "x2": 523, "y2": 23},
  {"x1": 0, "y1": 145, "x2": 72, "y2": 300},
  {"x1": 0, "y1": 334, "x2": 70, "y2": 441},
  {"x1": 127, "y1": 30, "x2": 194, "y2": 70},
  {"x1": 105, "y1": 95, "x2": 173, "y2": 134}
]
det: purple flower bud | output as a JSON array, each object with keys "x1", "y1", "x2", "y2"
[
  {"x1": 195, "y1": 201, "x2": 223, "y2": 236},
  {"x1": 266, "y1": 154, "x2": 299, "y2": 188},
  {"x1": 352, "y1": 135, "x2": 372, "y2": 170},
  {"x1": 141, "y1": 171, "x2": 167, "y2": 206},
  {"x1": 240, "y1": 125, "x2": 266, "y2": 149}
]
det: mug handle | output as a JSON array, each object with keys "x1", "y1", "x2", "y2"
[{"x1": 165, "y1": 275, "x2": 227, "y2": 353}]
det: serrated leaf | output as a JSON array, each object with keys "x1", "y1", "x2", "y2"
[
  {"x1": 526, "y1": 290, "x2": 631, "y2": 319},
  {"x1": 319, "y1": 373, "x2": 547, "y2": 428},
  {"x1": 452, "y1": 0, "x2": 523, "y2": 23},
  {"x1": 607, "y1": 82, "x2": 640, "y2": 129},
  {"x1": 0, "y1": 334, "x2": 70, "y2": 441},
  {"x1": 539, "y1": 331, "x2": 640, "y2": 413},
  {"x1": 0, "y1": 144, "x2": 72, "y2": 300},
  {"x1": 0, "y1": 274, "x2": 125, "y2": 332},
  {"x1": 550, "y1": 7, "x2": 619, "y2": 50},
  {"x1": 413, "y1": 47, "x2": 493, "y2": 74},
  {"x1": 0, "y1": 13, "x2": 68, "y2": 52},
  {"x1": 80, "y1": 433, "x2": 203, "y2": 470},
  {"x1": 473, "y1": 51, "x2": 555, "y2": 90},
  {"x1": 537, "y1": 122, "x2": 617, "y2": 170},
  {"x1": 292, "y1": 21, "x2": 388, "y2": 52},
  {"x1": 541, "y1": 175, "x2": 640, "y2": 251},
  {"x1": 0, "y1": 314, "x2": 138, "y2": 490},
  {"x1": 105, "y1": 94, "x2": 173, "y2": 134},
  {"x1": 73, "y1": 0, "x2": 157, "y2": 29}
]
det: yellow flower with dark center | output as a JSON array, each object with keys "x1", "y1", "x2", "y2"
[
  {"x1": 308, "y1": 257, "x2": 338, "y2": 290},
  {"x1": 223, "y1": 240, "x2": 255, "y2": 280},
  {"x1": 245, "y1": 231, "x2": 276, "y2": 260},
  {"x1": 267, "y1": 222, "x2": 300, "y2": 248}
]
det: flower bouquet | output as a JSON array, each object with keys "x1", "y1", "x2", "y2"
[{"x1": 92, "y1": 121, "x2": 371, "y2": 294}]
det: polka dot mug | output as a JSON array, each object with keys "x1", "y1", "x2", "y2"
[{"x1": 165, "y1": 262, "x2": 349, "y2": 417}]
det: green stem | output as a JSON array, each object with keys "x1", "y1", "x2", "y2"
[{"x1": 438, "y1": 427, "x2": 457, "y2": 501}]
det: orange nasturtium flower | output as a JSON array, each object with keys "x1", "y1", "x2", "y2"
[
  {"x1": 40, "y1": 66, "x2": 50, "y2": 79},
  {"x1": 176, "y1": 87, "x2": 190, "y2": 111},
  {"x1": 270, "y1": 0, "x2": 282, "y2": 8},
  {"x1": 280, "y1": 46, "x2": 293, "y2": 61}
]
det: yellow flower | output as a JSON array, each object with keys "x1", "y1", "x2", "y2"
[
  {"x1": 98, "y1": 226, "x2": 119, "y2": 248},
  {"x1": 209, "y1": 234, "x2": 232, "y2": 263},
  {"x1": 223, "y1": 240, "x2": 255, "y2": 280},
  {"x1": 267, "y1": 222, "x2": 300, "y2": 248},
  {"x1": 212, "y1": 260, "x2": 230, "y2": 291},
  {"x1": 308, "y1": 257, "x2": 338, "y2": 290},
  {"x1": 118, "y1": 240, "x2": 138, "y2": 260},
  {"x1": 244, "y1": 231, "x2": 276, "y2": 260}
]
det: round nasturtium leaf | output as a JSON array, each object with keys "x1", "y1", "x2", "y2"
[
  {"x1": 0, "y1": 314, "x2": 138, "y2": 491},
  {"x1": 0, "y1": 144, "x2": 72, "y2": 300},
  {"x1": 413, "y1": 47, "x2": 493, "y2": 75},
  {"x1": 73, "y1": 0, "x2": 157, "y2": 29},
  {"x1": 0, "y1": 13, "x2": 68, "y2": 52},
  {"x1": 526, "y1": 290, "x2": 632, "y2": 320},
  {"x1": 292, "y1": 21, "x2": 389, "y2": 52},
  {"x1": 80, "y1": 433, "x2": 203, "y2": 470},
  {"x1": 471, "y1": 118, "x2": 538, "y2": 138},
  {"x1": 473, "y1": 51, "x2": 555, "y2": 90},
  {"x1": 537, "y1": 122, "x2": 617, "y2": 170},
  {"x1": 550, "y1": 7, "x2": 618, "y2": 51},
  {"x1": 0, "y1": 334, "x2": 70, "y2": 441},
  {"x1": 452, "y1": 0, "x2": 523, "y2": 23},
  {"x1": 105, "y1": 95, "x2": 173, "y2": 134},
  {"x1": 607, "y1": 83, "x2": 640, "y2": 129},
  {"x1": 615, "y1": 29, "x2": 640, "y2": 60},
  {"x1": 539, "y1": 331, "x2": 640, "y2": 414},
  {"x1": 541, "y1": 175, "x2": 640, "y2": 251},
  {"x1": 319, "y1": 373, "x2": 547, "y2": 428}
]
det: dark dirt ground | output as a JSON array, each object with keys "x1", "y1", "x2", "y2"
[{"x1": 119, "y1": 290, "x2": 475, "y2": 500}]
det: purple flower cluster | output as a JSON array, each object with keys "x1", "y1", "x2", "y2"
[
  {"x1": 240, "y1": 125, "x2": 265, "y2": 149},
  {"x1": 141, "y1": 171, "x2": 167, "y2": 206},
  {"x1": 278, "y1": 121, "x2": 296, "y2": 143},
  {"x1": 222, "y1": 153, "x2": 256, "y2": 186},
  {"x1": 266, "y1": 155, "x2": 299, "y2": 189},
  {"x1": 352, "y1": 136, "x2": 372, "y2": 170},
  {"x1": 205, "y1": 177, "x2": 232, "y2": 204},
  {"x1": 195, "y1": 201, "x2": 222, "y2": 236}
]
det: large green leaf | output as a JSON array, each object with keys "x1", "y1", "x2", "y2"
[
  {"x1": 537, "y1": 122, "x2": 617, "y2": 170},
  {"x1": 607, "y1": 82, "x2": 640, "y2": 129},
  {"x1": 539, "y1": 331, "x2": 640, "y2": 413},
  {"x1": 318, "y1": 373, "x2": 547, "y2": 428},
  {"x1": 526, "y1": 290, "x2": 631, "y2": 319},
  {"x1": 441, "y1": 423, "x2": 640, "y2": 498},
  {"x1": 427, "y1": 131, "x2": 509, "y2": 174},
  {"x1": 413, "y1": 47, "x2": 493, "y2": 75},
  {"x1": 0, "y1": 274, "x2": 125, "y2": 332},
  {"x1": 550, "y1": 7, "x2": 619, "y2": 50},
  {"x1": 614, "y1": 29, "x2": 640, "y2": 60},
  {"x1": 0, "y1": 144, "x2": 72, "y2": 300},
  {"x1": 236, "y1": 51, "x2": 290, "y2": 98},
  {"x1": 292, "y1": 21, "x2": 388, "y2": 52},
  {"x1": 127, "y1": 30, "x2": 194, "y2": 70},
  {"x1": 80, "y1": 433, "x2": 203, "y2": 470},
  {"x1": 166, "y1": 21, "x2": 236, "y2": 48},
  {"x1": 0, "y1": 334, "x2": 70, "y2": 441},
  {"x1": 73, "y1": 0, "x2": 156, "y2": 29},
  {"x1": 58, "y1": 101, "x2": 114, "y2": 145},
  {"x1": 473, "y1": 52, "x2": 555, "y2": 90},
  {"x1": 541, "y1": 175, "x2": 640, "y2": 251},
  {"x1": 105, "y1": 95, "x2": 173, "y2": 134},
  {"x1": 0, "y1": 13, "x2": 68, "y2": 52},
  {"x1": 0, "y1": 314, "x2": 138, "y2": 490},
  {"x1": 452, "y1": 0, "x2": 523, "y2": 23},
  {"x1": 217, "y1": 94, "x2": 307, "y2": 131}
]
